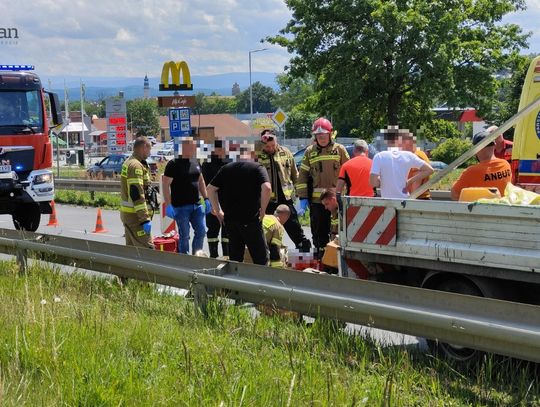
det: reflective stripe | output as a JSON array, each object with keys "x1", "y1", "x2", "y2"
[
  {"x1": 300, "y1": 164, "x2": 310, "y2": 171},
  {"x1": 134, "y1": 202, "x2": 148, "y2": 212},
  {"x1": 207, "y1": 238, "x2": 219, "y2": 243},
  {"x1": 296, "y1": 183, "x2": 308, "y2": 190},
  {"x1": 135, "y1": 168, "x2": 143, "y2": 175},
  {"x1": 309, "y1": 155, "x2": 341, "y2": 164},
  {"x1": 270, "y1": 261, "x2": 282, "y2": 268},
  {"x1": 127, "y1": 178, "x2": 144, "y2": 186},
  {"x1": 136, "y1": 230, "x2": 146, "y2": 237},
  {"x1": 120, "y1": 206, "x2": 136, "y2": 213},
  {"x1": 222, "y1": 238, "x2": 229, "y2": 243},
  {"x1": 121, "y1": 201, "x2": 134, "y2": 207},
  {"x1": 271, "y1": 237, "x2": 282, "y2": 246}
]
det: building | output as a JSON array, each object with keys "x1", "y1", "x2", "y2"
[
  {"x1": 158, "y1": 113, "x2": 259, "y2": 141},
  {"x1": 231, "y1": 82, "x2": 240, "y2": 96},
  {"x1": 143, "y1": 74, "x2": 150, "y2": 99}
]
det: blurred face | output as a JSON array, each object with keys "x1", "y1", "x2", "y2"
[
  {"x1": 262, "y1": 138, "x2": 277, "y2": 154},
  {"x1": 180, "y1": 140, "x2": 196, "y2": 159},
  {"x1": 321, "y1": 197, "x2": 337, "y2": 212},
  {"x1": 315, "y1": 132, "x2": 330, "y2": 147},
  {"x1": 136, "y1": 142, "x2": 152, "y2": 160}
]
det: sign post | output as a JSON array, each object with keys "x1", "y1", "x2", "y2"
[{"x1": 159, "y1": 60, "x2": 194, "y2": 157}]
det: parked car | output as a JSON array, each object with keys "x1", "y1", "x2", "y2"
[
  {"x1": 293, "y1": 143, "x2": 379, "y2": 168},
  {"x1": 87, "y1": 154, "x2": 158, "y2": 179}
]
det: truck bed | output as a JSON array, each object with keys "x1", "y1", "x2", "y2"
[{"x1": 340, "y1": 197, "x2": 540, "y2": 282}]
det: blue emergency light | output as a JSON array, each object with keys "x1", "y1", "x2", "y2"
[{"x1": 0, "y1": 65, "x2": 35, "y2": 71}]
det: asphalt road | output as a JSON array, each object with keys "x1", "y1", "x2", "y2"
[{"x1": 0, "y1": 204, "x2": 424, "y2": 350}]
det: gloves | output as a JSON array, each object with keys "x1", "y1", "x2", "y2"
[
  {"x1": 165, "y1": 204, "x2": 175, "y2": 219},
  {"x1": 142, "y1": 221, "x2": 151, "y2": 235},
  {"x1": 204, "y1": 198, "x2": 212, "y2": 215},
  {"x1": 297, "y1": 198, "x2": 309, "y2": 216}
]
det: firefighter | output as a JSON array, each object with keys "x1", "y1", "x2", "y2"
[
  {"x1": 263, "y1": 204, "x2": 290, "y2": 268},
  {"x1": 258, "y1": 129, "x2": 311, "y2": 252},
  {"x1": 296, "y1": 117, "x2": 349, "y2": 259},
  {"x1": 119, "y1": 136, "x2": 153, "y2": 249},
  {"x1": 202, "y1": 139, "x2": 230, "y2": 258}
]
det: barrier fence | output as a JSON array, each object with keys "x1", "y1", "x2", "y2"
[{"x1": 1, "y1": 228, "x2": 539, "y2": 363}]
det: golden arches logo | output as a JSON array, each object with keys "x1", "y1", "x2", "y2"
[{"x1": 159, "y1": 61, "x2": 193, "y2": 91}]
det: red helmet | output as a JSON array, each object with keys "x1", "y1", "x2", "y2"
[{"x1": 311, "y1": 117, "x2": 332, "y2": 135}]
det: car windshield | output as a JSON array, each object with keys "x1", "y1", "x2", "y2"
[{"x1": 0, "y1": 90, "x2": 43, "y2": 135}]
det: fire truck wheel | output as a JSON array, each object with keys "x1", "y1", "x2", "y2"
[
  {"x1": 13, "y1": 203, "x2": 41, "y2": 232},
  {"x1": 425, "y1": 276, "x2": 483, "y2": 364}
]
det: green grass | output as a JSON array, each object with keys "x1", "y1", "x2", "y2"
[
  {"x1": 0, "y1": 260, "x2": 538, "y2": 406},
  {"x1": 52, "y1": 166, "x2": 89, "y2": 179},
  {"x1": 54, "y1": 190, "x2": 122, "y2": 209}
]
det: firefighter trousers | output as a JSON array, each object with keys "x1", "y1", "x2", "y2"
[
  {"x1": 121, "y1": 212, "x2": 154, "y2": 249},
  {"x1": 206, "y1": 213, "x2": 229, "y2": 258},
  {"x1": 309, "y1": 202, "x2": 331, "y2": 255}
]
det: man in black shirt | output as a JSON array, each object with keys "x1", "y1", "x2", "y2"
[
  {"x1": 207, "y1": 146, "x2": 271, "y2": 265},
  {"x1": 202, "y1": 139, "x2": 230, "y2": 258},
  {"x1": 163, "y1": 138, "x2": 210, "y2": 254}
]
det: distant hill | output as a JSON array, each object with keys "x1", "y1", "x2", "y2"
[{"x1": 42, "y1": 72, "x2": 279, "y2": 101}]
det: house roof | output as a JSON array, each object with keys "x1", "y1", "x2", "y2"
[
  {"x1": 459, "y1": 109, "x2": 483, "y2": 122},
  {"x1": 159, "y1": 113, "x2": 258, "y2": 137},
  {"x1": 92, "y1": 118, "x2": 107, "y2": 131}
]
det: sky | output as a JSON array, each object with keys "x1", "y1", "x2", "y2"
[{"x1": 1, "y1": 0, "x2": 540, "y2": 79}]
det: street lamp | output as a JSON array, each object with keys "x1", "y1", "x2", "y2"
[{"x1": 249, "y1": 48, "x2": 268, "y2": 126}]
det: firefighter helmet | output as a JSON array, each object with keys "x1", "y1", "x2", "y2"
[{"x1": 311, "y1": 117, "x2": 333, "y2": 135}]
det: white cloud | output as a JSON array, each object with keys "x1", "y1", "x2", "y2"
[{"x1": 115, "y1": 28, "x2": 134, "y2": 42}]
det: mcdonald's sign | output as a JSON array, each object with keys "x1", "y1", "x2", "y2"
[{"x1": 159, "y1": 60, "x2": 193, "y2": 91}]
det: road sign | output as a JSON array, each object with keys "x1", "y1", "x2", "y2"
[
  {"x1": 169, "y1": 107, "x2": 191, "y2": 138},
  {"x1": 105, "y1": 98, "x2": 127, "y2": 154},
  {"x1": 158, "y1": 96, "x2": 196, "y2": 108},
  {"x1": 272, "y1": 108, "x2": 288, "y2": 128}
]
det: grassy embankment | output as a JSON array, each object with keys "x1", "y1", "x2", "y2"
[{"x1": 0, "y1": 260, "x2": 537, "y2": 406}]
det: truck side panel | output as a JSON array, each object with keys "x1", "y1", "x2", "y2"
[{"x1": 340, "y1": 197, "x2": 540, "y2": 277}]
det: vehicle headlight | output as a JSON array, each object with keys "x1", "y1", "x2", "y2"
[{"x1": 34, "y1": 173, "x2": 53, "y2": 184}]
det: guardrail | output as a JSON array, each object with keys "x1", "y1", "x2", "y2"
[
  {"x1": 54, "y1": 179, "x2": 453, "y2": 200},
  {"x1": 1, "y1": 228, "x2": 538, "y2": 363}
]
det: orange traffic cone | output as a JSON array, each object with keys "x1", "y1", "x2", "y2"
[
  {"x1": 92, "y1": 208, "x2": 108, "y2": 233},
  {"x1": 47, "y1": 200, "x2": 59, "y2": 226}
]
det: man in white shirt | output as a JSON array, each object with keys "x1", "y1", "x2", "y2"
[{"x1": 369, "y1": 127, "x2": 434, "y2": 199}]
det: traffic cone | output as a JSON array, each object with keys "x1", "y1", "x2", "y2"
[
  {"x1": 47, "y1": 200, "x2": 59, "y2": 226},
  {"x1": 92, "y1": 208, "x2": 108, "y2": 233}
]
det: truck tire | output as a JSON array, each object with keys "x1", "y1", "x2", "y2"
[
  {"x1": 425, "y1": 276, "x2": 483, "y2": 363},
  {"x1": 13, "y1": 203, "x2": 41, "y2": 232}
]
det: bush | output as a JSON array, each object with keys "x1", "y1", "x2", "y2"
[
  {"x1": 419, "y1": 119, "x2": 462, "y2": 143},
  {"x1": 430, "y1": 138, "x2": 475, "y2": 168}
]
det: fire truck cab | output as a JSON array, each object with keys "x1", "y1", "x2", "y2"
[{"x1": 0, "y1": 65, "x2": 62, "y2": 231}]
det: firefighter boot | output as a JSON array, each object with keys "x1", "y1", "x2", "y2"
[
  {"x1": 221, "y1": 241, "x2": 229, "y2": 258},
  {"x1": 209, "y1": 242, "x2": 219, "y2": 258}
]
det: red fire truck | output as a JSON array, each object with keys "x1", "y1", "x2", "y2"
[{"x1": 0, "y1": 65, "x2": 62, "y2": 231}]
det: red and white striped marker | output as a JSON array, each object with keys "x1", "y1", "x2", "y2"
[
  {"x1": 160, "y1": 175, "x2": 177, "y2": 234},
  {"x1": 345, "y1": 205, "x2": 397, "y2": 246}
]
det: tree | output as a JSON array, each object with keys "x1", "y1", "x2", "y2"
[
  {"x1": 268, "y1": 0, "x2": 529, "y2": 136},
  {"x1": 235, "y1": 82, "x2": 277, "y2": 114},
  {"x1": 127, "y1": 98, "x2": 160, "y2": 138},
  {"x1": 274, "y1": 73, "x2": 316, "y2": 112},
  {"x1": 418, "y1": 119, "x2": 462, "y2": 143},
  {"x1": 485, "y1": 54, "x2": 537, "y2": 136},
  {"x1": 65, "y1": 100, "x2": 105, "y2": 118}
]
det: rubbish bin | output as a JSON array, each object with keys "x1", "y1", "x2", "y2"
[
  {"x1": 66, "y1": 150, "x2": 77, "y2": 165},
  {"x1": 77, "y1": 149, "x2": 85, "y2": 167}
]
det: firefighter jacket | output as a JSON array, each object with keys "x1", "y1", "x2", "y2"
[
  {"x1": 296, "y1": 142, "x2": 349, "y2": 203},
  {"x1": 258, "y1": 145, "x2": 298, "y2": 202},
  {"x1": 263, "y1": 214, "x2": 286, "y2": 268},
  {"x1": 120, "y1": 154, "x2": 151, "y2": 224}
]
